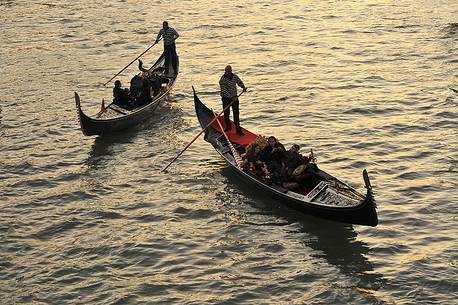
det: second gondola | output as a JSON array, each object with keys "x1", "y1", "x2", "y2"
[{"x1": 75, "y1": 53, "x2": 179, "y2": 136}]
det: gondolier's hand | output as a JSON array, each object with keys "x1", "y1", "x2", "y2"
[
  {"x1": 242, "y1": 87, "x2": 247, "y2": 92},
  {"x1": 154, "y1": 39, "x2": 159, "y2": 45}
]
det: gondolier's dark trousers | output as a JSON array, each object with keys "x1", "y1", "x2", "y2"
[
  {"x1": 222, "y1": 96, "x2": 241, "y2": 131},
  {"x1": 164, "y1": 43, "x2": 178, "y2": 75}
]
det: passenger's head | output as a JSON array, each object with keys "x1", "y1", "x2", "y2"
[
  {"x1": 253, "y1": 144, "x2": 261, "y2": 154},
  {"x1": 224, "y1": 65, "x2": 232, "y2": 76},
  {"x1": 114, "y1": 80, "x2": 121, "y2": 88},
  {"x1": 268, "y1": 136, "x2": 277, "y2": 147},
  {"x1": 141, "y1": 70, "x2": 152, "y2": 78},
  {"x1": 291, "y1": 144, "x2": 300, "y2": 153},
  {"x1": 163, "y1": 21, "x2": 169, "y2": 30}
]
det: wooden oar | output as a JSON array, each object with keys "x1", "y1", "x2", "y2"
[
  {"x1": 103, "y1": 38, "x2": 162, "y2": 87},
  {"x1": 162, "y1": 89, "x2": 246, "y2": 172}
]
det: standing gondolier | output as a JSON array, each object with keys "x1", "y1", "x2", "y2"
[
  {"x1": 219, "y1": 65, "x2": 247, "y2": 136},
  {"x1": 155, "y1": 21, "x2": 179, "y2": 76}
]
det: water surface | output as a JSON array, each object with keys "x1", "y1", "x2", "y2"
[{"x1": 1, "y1": 1, "x2": 457, "y2": 304}]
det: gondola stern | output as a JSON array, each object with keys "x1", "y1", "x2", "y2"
[
  {"x1": 193, "y1": 87, "x2": 210, "y2": 127},
  {"x1": 363, "y1": 169, "x2": 372, "y2": 191},
  {"x1": 74, "y1": 92, "x2": 94, "y2": 136},
  {"x1": 74, "y1": 92, "x2": 81, "y2": 109},
  {"x1": 362, "y1": 169, "x2": 378, "y2": 226},
  {"x1": 363, "y1": 169, "x2": 376, "y2": 204}
]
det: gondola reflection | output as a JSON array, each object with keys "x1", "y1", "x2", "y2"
[
  {"x1": 0, "y1": 105, "x2": 3, "y2": 136},
  {"x1": 84, "y1": 103, "x2": 184, "y2": 171},
  {"x1": 84, "y1": 129, "x2": 139, "y2": 170},
  {"x1": 218, "y1": 165, "x2": 385, "y2": 294}
]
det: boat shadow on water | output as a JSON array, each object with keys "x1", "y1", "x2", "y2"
[
  {"x1": 218, "y1": 165, "x2": 386, "y2": 294},
  {"x1": 84, "y1": 101, "x2": 184, "y2": 169},
  {"x1": 84, "y1": 129, "x2": 140, "y2": 170}
]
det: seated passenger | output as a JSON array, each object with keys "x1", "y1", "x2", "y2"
[
  {"x1": 133, "y1": 77, "x2": 153, "y2": 108},
  {"x1": 130, "y1": 74, "x2": 143, "y2": 99},
  {"x1": 287, "y1": 152, "x2": 321, "y2": 190},
  {"x1": 282, "y1": 144, "x2": 311, "y2": 178},
  {"x1": 243, "y1": 144, "x2": 270, "y2": 178},
  {"x1": 139, "y1": 59, "x2": 166, "y2": 96},
  {"x1": 113, "y1": 80, "x2": 131, "y2": 107},
  {"x1": 260, "y1": 136, "x2": 286, "y2": 182},
  {"x1": 149, "y1": 73, "x2": 161, "y2": 96}
]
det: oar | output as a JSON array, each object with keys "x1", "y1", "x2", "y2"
[
  {"x1": 162, "y1": 89, "x2": 246, "y2": 172},
  {"x1": 103, "y1": 38, "x2": 162, "y2": 87}
]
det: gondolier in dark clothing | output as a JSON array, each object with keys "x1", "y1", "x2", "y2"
[
  {"x1": 219, "y1": 65, "x2": 247, "y2": 135},
  {"x1": 155, "y1": 21, "x2": 179, "y2": 76}
]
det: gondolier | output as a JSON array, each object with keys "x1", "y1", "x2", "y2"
[
  {"x1": 219, "y1": 65, "x2": 247, "y2": 135},
  {"x1": 155, "y1": 21, "x2": 179, "y2": 76}
]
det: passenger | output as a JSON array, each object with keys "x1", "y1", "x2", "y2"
[
  {"x1": 243, "y1": 144, "x2": 269, "y2": 178},
  {"x1": 113, "y1": 80, "x2": 130, "y2": 107},
  {"x1": 134, "y1": 77, "x2": 153, "y2": 108},
  {"x1": 282, "y1": 144, "x2": 310, "y2": 178},
  {"x1": 130, "y1": 74, "x2": 143, "y2": 99},
  {"x1": 138, "y1": 60, "x2": 165, "y2": 96},
  {"x1": 260, "y1": 136, "x2": 286, "y2": 181},
  {"x1": 149, "y1": 75, "x2": 161, "y2": 96},
  {"x1": 288, "y1": 154, "x2": 324, "y2": 192}
]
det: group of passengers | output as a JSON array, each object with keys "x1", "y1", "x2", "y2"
[
  {"x1": 242, "y1": 136, "x2": 315, "y2": 190},
  {"x1": 112, "y1": 60, "x2": 168, "y2": 110}
]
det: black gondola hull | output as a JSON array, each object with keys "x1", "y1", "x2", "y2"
[
  {"x1": 75, "y1": 53, "x2": 178, "y2": 136},
  {"x1": 224, "y1": 157, "x2": 378, "y2": 226},
  {"x1": 76, "y1": 94, "x2": 164, "y2": 136}
]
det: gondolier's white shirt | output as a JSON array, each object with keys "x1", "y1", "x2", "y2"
[
  {"x1": 219, "y1": 73, "x2": 245, "y2": 99},
  {"x1": 156, "y1": 27, "x2": 179, "y2": 46}
]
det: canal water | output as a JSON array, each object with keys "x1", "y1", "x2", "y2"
[{"x1": 1, "y1": 1, "x2": 457, "y2": 304}]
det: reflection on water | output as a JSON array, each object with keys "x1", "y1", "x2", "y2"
[
  {"x1": 218, "y1": 166, "x2": 384, "y2": 295},
  {"x1": 0, "y1": 104, "x2": 3, "y2": 136},
  {"x1": 85, "y1": 130, "x2": 139, "y2": 169},
  {"x1": 302, "y1": 221, "x2": 384, "y2": 289},
  {"x1": 443, "y1": 22, "x2": 458, "y2": 35}
]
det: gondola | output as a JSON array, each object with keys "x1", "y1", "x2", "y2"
[
  {"x1": 75, "y1": 53, "x2": 179, "y2": 136},
  {"x1": 193, "y1": 88, "x2": 378, "y2": 227}
]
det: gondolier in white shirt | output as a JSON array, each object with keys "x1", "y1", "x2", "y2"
[
  {"x1": 219, "y1": 65, "x2": 247, "y2": 136},
  {"x1": 155, "y1": 21, "x2": 179, "y2": 76}
]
